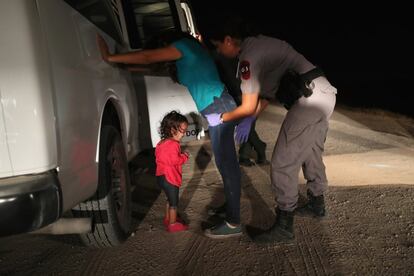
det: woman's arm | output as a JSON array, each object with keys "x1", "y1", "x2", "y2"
[
  {"x1": 97, "y1": 34, "x2": 182, "y2": 65},
  {"x1": 107, "y1": 47, "x2": 182, "y2": 65}
]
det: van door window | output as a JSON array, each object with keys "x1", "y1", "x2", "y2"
[
  {"x1": 121, "y1": 0, "x2": 179, "y2": 49},
  {"x1": 64, "y1": 0, "x2": 124, "y2": 44}
]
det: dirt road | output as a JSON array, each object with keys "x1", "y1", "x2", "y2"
[{"x1": 1, "y1": 103, "x2": 413, "y2": 275}]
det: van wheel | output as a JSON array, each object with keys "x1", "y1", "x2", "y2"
[{"x1": 75, "y1": 125, "x2": 131, "y2": 247}]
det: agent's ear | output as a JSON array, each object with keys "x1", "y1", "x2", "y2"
[
  {"x1": 225, "y1": 35, "x2": 241, "y2": 48},
  {"x1": 224, "y1": 35, "x2": 233, "y2": 45}
]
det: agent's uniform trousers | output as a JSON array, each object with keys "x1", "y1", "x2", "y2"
[{"x1": 271, "y1": 76, "x2": 337, "y2": 212}]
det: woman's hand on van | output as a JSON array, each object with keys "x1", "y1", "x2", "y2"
[{"x1": 96, "y1": 34, "x2": 110, "y2": 62}]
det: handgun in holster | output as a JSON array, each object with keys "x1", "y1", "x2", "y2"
[{"x1": 275, "y1": 67, "x2": 324, "y2": 110}]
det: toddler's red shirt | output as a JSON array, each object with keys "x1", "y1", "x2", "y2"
[{"x1": 155, "y1": 139, "x2": 189, "y2": 187}]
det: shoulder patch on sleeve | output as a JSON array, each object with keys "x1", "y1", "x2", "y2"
[{"x1": 239, "y1": 60, "x2": 251, "y2": 80}]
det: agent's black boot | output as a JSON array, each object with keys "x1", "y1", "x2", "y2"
[
  {"x1": 254, "y1": 140, "x2": 267, "y2": 164},
  {"x1": 239, "y1": 142, "x2": 255, "y2": 167},
  {"x1": 252, "y1": 208, "x2": 294, "y2": 243},
  {"x1": 296, "y1": 190, "x2": 326, "y2": 217},
  {"x1": 249, "y1": 126, "x2": 268, "y2": 164}
]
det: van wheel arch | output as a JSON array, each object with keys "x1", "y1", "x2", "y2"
[{"x1": 73, "y1": 105, "x2": 132, "y2": 247}]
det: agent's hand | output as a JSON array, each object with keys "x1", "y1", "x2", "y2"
[
  {"x1": 235, "y1": 116, "x2": 255, "y2": 144},
  {"x1": 96, "y1": 34, "x2": 110, "y2": 62},
  {"x1": 205, "y1": 113, "x2": 222, "y2": 127}
]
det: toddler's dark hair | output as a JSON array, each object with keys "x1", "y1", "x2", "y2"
[{"x1": 159, "y1": 110, "x2": 188, "y2": 140}]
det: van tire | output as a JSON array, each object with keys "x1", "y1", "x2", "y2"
[{"x1": 75, "y1": 125, "x2": 132, "y2": 247}]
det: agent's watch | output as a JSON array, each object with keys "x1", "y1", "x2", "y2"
[{"x1": 220, "y1": 113, "x2": 224, "y2": 124}]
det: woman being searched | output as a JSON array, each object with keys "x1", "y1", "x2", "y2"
[{"x1": 97, "y1": 31, "x2": 243, "y2": 239}]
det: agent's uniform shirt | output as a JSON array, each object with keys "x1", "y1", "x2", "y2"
[
  {"x1": 238, "y1": 35, "x2": 315, "y2": 99},
  {"x1": 172, "y1": 38, "x2": 224, "y2": 111},
  {"x1": 155, "y1": 139, "x2": 189, "y2": 187}
]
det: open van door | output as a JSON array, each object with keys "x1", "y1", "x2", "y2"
[{"x1": 121, "y1": 0, "x2": 206, "y2": 148}]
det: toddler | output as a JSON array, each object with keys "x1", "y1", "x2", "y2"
[{"x1": 155, "y1": 111, "x2": 190, "y2": 232}]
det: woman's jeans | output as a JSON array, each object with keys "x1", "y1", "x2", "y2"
[{"x1": 201, "y1": 88, "x2": 241, "y2": 224}]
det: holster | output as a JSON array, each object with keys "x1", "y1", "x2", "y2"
[{"x1": 275, "y1": 67, "x2": 324, "y2": 109}]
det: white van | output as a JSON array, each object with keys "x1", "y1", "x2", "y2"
[{"x1": 0, "y1": 0, "x2": 203, "y2": 247}]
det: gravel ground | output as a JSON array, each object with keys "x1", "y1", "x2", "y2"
[{"x1": 0, "y1": 102, "x2": 413, "y2": 275}]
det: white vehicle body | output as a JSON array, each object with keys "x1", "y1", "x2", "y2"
[
  {"x1": 144, "y1": 75, "x2": 204, "y2": 145},
  {"x1": 0, "y1": 0, "x2": 202, "y2": 246}
]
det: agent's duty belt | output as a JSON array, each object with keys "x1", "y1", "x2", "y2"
[
  {"x1": 275, "y1": 67, "x2": 325, "y2": 110},
  {"x1": 300, "y1": 67, "x2": 325, "y2": 87}
]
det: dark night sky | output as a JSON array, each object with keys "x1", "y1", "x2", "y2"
[{"x1": 190, "y1": 1, "x2": 413, "y2": 117}]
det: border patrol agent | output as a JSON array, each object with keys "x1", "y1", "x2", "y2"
[{"x1": 206, "y1": 19, "x2": 337, "y2": 243}]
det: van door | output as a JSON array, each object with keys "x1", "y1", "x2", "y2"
[{"x1": 121, "y1": 0, "x2": 205, "y2": 147}]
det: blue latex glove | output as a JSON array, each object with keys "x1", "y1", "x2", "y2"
[
  {"x1": 205, "y1": 113, "x2": 222, "y2": 127},
  {"x1": 235, "y1": 116, "x2": 255, "y2": 144}
]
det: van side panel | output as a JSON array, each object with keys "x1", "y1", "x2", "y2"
[
  {"x1": 0, "y1": 0, "x2": 57, "y2": 177},
  {"x1": 144, "y1": 75, "x2": 204, "y2": 146},
  {"x1": 36, "y1": 0, "x2": 139, "y2": 211},
  {"x1": 0, "y1": 102, "x2": 12, "y2": 176},
  {"x1": 35, "y1": 0, "x2": 102, "y2": 210}
]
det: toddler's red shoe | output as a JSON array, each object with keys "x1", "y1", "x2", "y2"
[
  {"x1": 163, "y1": 217, "x2": 185, "y2": 228},
  {"x1": 167, "y1": 222, "x2": 189, "y2": 233}
]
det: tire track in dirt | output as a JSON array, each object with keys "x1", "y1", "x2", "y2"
[
  {"x1": 79, "y1": 250, "x2": 107, "y2": 275},
  {"x1": 294, "y1": 220, "x2": 330, "y2": 275},
  {"x1": 322, "y1": 188, "x2": 397, "y2": 275},
  {"x1": 325, "y1": 223, "x2": 380, "y2": 274},
  {"x1": 4, "y1": 240, "x2": 64, "y2": 275},
  {"x1": 282, "y1": 247, "x2": 300, "y2": 275},
  {"x1": 174, "y1": 235, "x2": 209, "y2": 275},
  {"x1": 265, "y1": 244, "x2": 298, "y2": 275}
]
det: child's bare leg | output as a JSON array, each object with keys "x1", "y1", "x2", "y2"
[{"x1": 169, "y1": 207, "x2": 177, "y2": 224}]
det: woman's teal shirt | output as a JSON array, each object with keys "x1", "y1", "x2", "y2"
[{"x1": 172, "y1": 38, "x2": 224, "y2": 111}]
